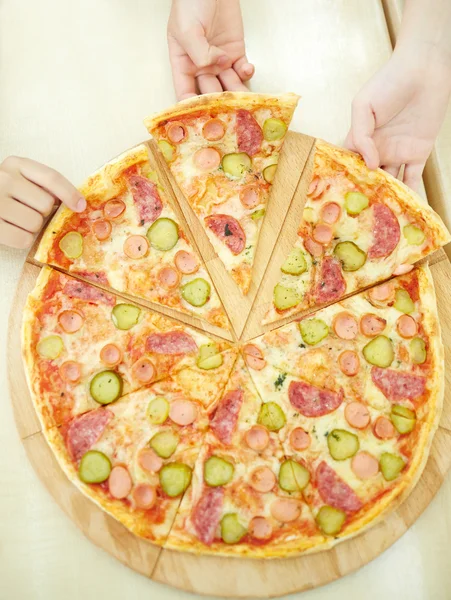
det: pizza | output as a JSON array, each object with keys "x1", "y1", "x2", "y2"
[
  {"x1": 244, "y1": 266, "x2": 443, "y2": 541},
  {"x1": 35, "y1": 145, "x2": 229, "y2": 330},
  {"x1": 22, "y1": 267, "x2": 234, "y2": 431},
  {"x1": 165, "y1": 356, "x2": 324, "y2": 556},
  {"x1": 20, "y1": 92, "x2": 450, "y2": 559},
  {"x1": 264, "y1": 140, "x2": 450, "y2": 324},
  {"x1": 144, "y1": 92, "x2": 299, "y2": 294}
]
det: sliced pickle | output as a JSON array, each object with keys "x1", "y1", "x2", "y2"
[
  {"x1": 158, "y1": 140, "x2": 175, "y2": 162},
  {"x1": 112, "y1": 304, "x2": 141, "y2": 330},
  {"x1": 281, "y1": 248, "x2": 307, "y2": 275},
  {"x1": 221, "y1": 513, "x2": 247, "y2": 544},
  {"x1": 394, "y1": 289, "x2": 415, "y2": 314},
  {"x1": 204, "y1": 456, "x2": 234, "y2": 486},
  {"x1": 37, "y1": 335, "x2": 63, "y2": 359},
  {"x1": 334, "y1": 241, "x2": 367, "y2": 271},
  {"x1": 263, "y1": 164, "x2": 277, "y2": 183},
  {"x1": 78, "y1": 450, "x2": 111, "y2": 483},
  {"x1": 379, "y1": 452, "x2": 405, "y2": 481},
  {"x1": 149, "y1": 430, "x2": 179, "y2": 459},
  {"x1": 90, "y1": 371, "x2": 123, "y2": 404},
  {"x1": 181, "y1": 278, "x2": 211, "y2": 307},
  {"x1": 262, "y1": 118, "x2": 287, "y2": 141},
  {"x1": 159, "y1": 462, "x2": 192, "y2": 497},
  {"x1": 273, "y1": 284, "x2": 301, "y2": 310},
  {"x1": 257, "y1": 402, "x2": 286, "y2": 432},
  {"x1": 147, "y1": 218, "x2": 179, "y2": 251},
  {"x1": 278, "y1": 460, "x2": 310, "y2": 492},
  {"x1": 403, "y1": 225, "x2": 425, "y2": 246},
  {"x1": 316, "y1": 505, "x2": 346, "y2": 535},
  {"x1": 59, "y1": 231, "x2": 83, "y2": 259},
  {"x1": 409, "y1": 337, "x2": 426, "y2": 364},
  {"x1": 327, "y1": 429, "x2": 359, "y2": 460},
  {"x1": 196, "y1": 344, "x2": 223, "y2": 370},
  {"x1": 391, "y1": 405, "x2": 416, "y2": 434},
  {"x1": 362, "y1": 335, "x2": 394, "y2": 368},
  {"x1": 251, "y1": 209, "x2": 265, "y2": 221},
  {"x1": 222, "y1": 153, "x2": 252, "y2": 178},
  {"x1": 299, "y1": 318, "x2": 329, "y2": 345},
  {"x1": 344, "y1": 192, "x2": 369, "y2": 215},
  {"x1": 147, "y1": 397, "x2": 170, "y2": 424}
]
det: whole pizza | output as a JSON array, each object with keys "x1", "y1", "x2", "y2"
[{"x1": 21, "y1": 92, "x2": 450, "y2": 558}]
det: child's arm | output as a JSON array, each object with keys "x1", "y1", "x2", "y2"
[
  {"x1": 0, "y1": 156, "x2": 86, "y2": 249},
  {"x1": 167, "y1": 0, "x2": 254, "y2": 101},
  {"x1": 345, "y1": 0, "x2": 451, "y2": 190}
]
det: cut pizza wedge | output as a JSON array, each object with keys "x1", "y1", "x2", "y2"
[
  {"x1": 35, "y1": 145, "x2": 229, "y2": 330},
  {"x1": 246, "y1": 266, "x2": 444, "y2": 540},
  {"x1": 165, "y1": 356, "x2": 325, "y2": 557},
  {"x1": 144, "y1": 92, "x2": 299, "y2": 294},
  {"x1": 264, "y1": 139, "x2": 450, "y2": 324},
  {"x1": 22, "y1": 267, "x2": 232, "y2": 430},
  {"x1": 43, "y1": 349, "x2": 240, "y2": 544}
]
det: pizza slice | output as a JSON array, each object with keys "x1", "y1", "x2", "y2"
[
  {"x1": 35, "y1": 145, "x2": 229, "y2": 330},
  {"x1": 246, "y1": 266, "x2": 443, "y2": 540},
  {"x1": 264, "y1": 139, "x2": 450, "y2": 324},
  {"x1": 165, "y1": 356, "x2": 325, "y2": 556},
  {"x1": 144, "y1": 92, "x2": 299, "y2": 294},
  {"x1": 22, "y1": 268, "x2": 232, "y2": 430}
]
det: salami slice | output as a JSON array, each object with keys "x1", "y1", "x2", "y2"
[
  {"x1": 236, "y1": 109, "x2": 263, "y2": 156},
  {"x1": 129, "y1": 175, "x2": 163, "y2": 224},
  {"x1": 192, "y1": 486, "x2": 224, "y2": 545},
  {"x1": 145, "y1": 331, "x2": 197, "y2": 355},
  {"x1": 367, "y1": 203, "x2": 401, "y2": 259},
  {"x1": 288, "y1": 380, "x2": 343, "y2": 417},
  {"x1": 371, "y1": 367, "x2": 426, "y2": 401},
  {"x1": 315, "y1": 257, "x2": 346, "y2": 304},
  {"x1": 205, "y1": 214, "x2": 246, "y2": 255},
  {"x1": 66, "y1": 408, "x2": 112, "y2": 461},
  {"x1": 63, "y1": 279, "x2": 115, "y2": 306},
  {"x1": 71, "y1": 270, "x2": 109, "y2": 286},
  {"x1": 316, "y1": 461, "x2": 363, "y2": 513},
  {"x1": 210, "y1": 389, "x2": 244, "y2": 445}
]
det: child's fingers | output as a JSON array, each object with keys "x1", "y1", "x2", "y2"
[
  {"x1": 218, "y1": 68, "x2": 248, "y2": 92},
  {"x1": 403, "y1": 163, "x2": 424, "y2": 191},
  {"x1": 10, "y1": 177, "x2": 55, "y2": 216},
  {"x1": 0, "y1": 197, "x2": 43, "y2": 233},
  {"x1": 349, "y1": 99, "x2": 380, "y2": 170},
  {"x1": 233, "y1": 57, "x2": 254, "y2": 82},
  {"x1": 2, "y1": 156, "x2": 85, "y2": 212},
  {"x1": 0, "y1": 218, "x2": 34, "y2": 249},
  {"x1": 381, "y1": 165, "x2": 401, "y2": 179},
  {"x1": 181, "y1": 28, "x2": 230, "y2": 70},
  {"x1": 172, "y1": 69, "x2": 197, "y2": 101},
  {"x1": 197, "y1": 74, "x2": 223, "y2": 94}
]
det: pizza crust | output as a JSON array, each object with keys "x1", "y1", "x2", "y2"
[
  {"x1": 315, "y1": 139, "x2": 451, "y2": 249},
  {"x1": 144, "y1": 92, "x2": 300, "y2": 130}
]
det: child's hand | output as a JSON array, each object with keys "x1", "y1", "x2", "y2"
[
  {"x1": 0, "y1": 156, "x2": 86, "y2": 249},
  {"x1": 168, "y1": 0, "x2": 254, "y2": 101}
]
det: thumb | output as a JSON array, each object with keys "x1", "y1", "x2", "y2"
[
  {"x1": 349, "y1": 98, "x2": 380, "y2": 170},
  {"x1": 181, "y1": 28, "x2": 230, "y2": 69}
]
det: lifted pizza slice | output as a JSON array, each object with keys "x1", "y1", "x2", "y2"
[
  {"x1": 145, "y1": 92, "x2": 299, "y2": 295},
  {"x1": 264, "y1": 139, "x2": 450, "y2": 324},
  {"x1": 35, "y1": 145, "x2": 229, "y2": 330}
]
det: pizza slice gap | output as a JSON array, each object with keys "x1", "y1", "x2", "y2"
[
  {"x1": 35, "y1": 144, "x2": 230, "y2": 331},
  {"x1": 144, "y1": 92, "x2": 300, "y2": 296},
  {"x1": 22, "y1": 267, "x2": 233, "y2": 431},
  {"x1": 263, "y1": 138, "x2": 450, "y2": 325},
  {"x1": 245, "y1": 266, "x2": 444, "y2": 541},
  {"x1": 165, "y1": 356, "x2": 325, "y2": 557}
]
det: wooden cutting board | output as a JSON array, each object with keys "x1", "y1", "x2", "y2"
[{"x1": 8, "y1": 133, "x2": 451, "y2": 598}]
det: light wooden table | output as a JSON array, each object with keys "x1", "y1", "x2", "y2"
[{"x1": 1, "y1": 1, "x2": 451, "y2": 599}]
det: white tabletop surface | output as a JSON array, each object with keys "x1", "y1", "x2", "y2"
[{"x1": 1, "y1": 1, "x2": 451, "y2": 599}]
